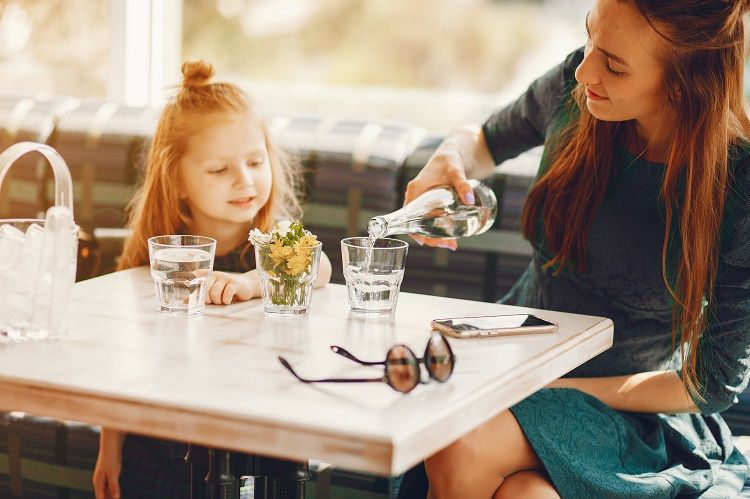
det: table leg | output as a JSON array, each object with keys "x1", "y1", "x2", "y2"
[
  {"x1": 186, "y1": 447, "x2": 310, "y2": 499},
  {"x1": 205, "y1": 449, "x2": 237, "y2": 499},
  {"x1": 185, "y1": 444, "x2": 208, "y2": 499},
  {"x1": 258, "y1": 457, "x2": 310, "y2": 499}
]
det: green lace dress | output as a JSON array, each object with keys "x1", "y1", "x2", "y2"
[{"x1": 481, "y1": 48, "x2": 750, "y2": 498}]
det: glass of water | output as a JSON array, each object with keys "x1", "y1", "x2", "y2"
[
  {"x1": 148, "y1": 235, "x2": 216, "y2": 315},
  {"x1": 341, "y1": 237, "x2": 408, "y2": 315}
]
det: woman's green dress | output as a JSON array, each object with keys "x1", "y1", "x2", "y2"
[{"x1": 480, "y1": 48, "x2": 750, "y2": 498}]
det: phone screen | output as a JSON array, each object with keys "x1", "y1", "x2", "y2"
[{"x1": 434, "y1": 314, "x2": 555, "y2": 331}]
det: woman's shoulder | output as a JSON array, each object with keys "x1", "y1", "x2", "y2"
[
  {"x1": 721, "y1": 140, "x2": 750, "y2": 256},
  {"x1": 535, "y1": 47, "x2": 583, "y2": 110},
  {"x1": 728, "y1": 139, "x2": 750, "y2": 194},
  {"x1": 729, "y1": 138, "x2": 750, "y2": 169},
  {"x1": 561, "y1": 47, "x2": 584, "y2": 88}
]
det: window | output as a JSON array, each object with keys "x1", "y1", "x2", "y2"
[
  {"x1": 182, "y1": 0, "x2": 592, "y2": 132},
  {"x1": 0, "y1": 0, "x2": 595, "y2": 132},
  {"x1": 0, "y1": 1, "x2": 108, "y2": 99}
]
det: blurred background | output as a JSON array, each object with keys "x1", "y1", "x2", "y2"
[{"x1": 0, "y1": 0, "x2": 593, "y2": 133}]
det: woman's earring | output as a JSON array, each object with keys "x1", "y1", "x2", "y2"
[{"x1": 669, "y1": 86, "x2": 682, "y2": 107}]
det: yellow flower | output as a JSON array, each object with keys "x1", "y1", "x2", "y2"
[
  {"x1": 287, "y1": 252, "x2": 310, "y2": 275},
  {"x1": 269, "y1": 239, "x2": 293, "y2": 265},
  {"x1": 292, "y1": 241, "x2": 312, "y2": 257},
  {"x1": 299, "y1": 234, "x2": 318, "y2": 247}
]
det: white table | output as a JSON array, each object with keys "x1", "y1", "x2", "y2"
[{"x1": 0, "y1": 267, "x2": 613, "y2": 476}]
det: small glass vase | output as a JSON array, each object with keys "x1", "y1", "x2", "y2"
[{"x1": 254, "y1": 241, "x2": 322, "y2": 316}]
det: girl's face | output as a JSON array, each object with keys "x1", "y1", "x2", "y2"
[
  {"x1": 575, "y1": 0, "x2": 668, "y2": 126},
  {"x1": 179, "y1": 111, "x2": 273, "y2": 232}
]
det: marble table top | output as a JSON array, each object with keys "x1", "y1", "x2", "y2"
[{"x1": 0, "y1": 267, "x2": 613, "y2": 475}]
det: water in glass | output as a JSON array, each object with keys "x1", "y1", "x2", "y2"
[
  {"x1": 341, "y1": 237, "x2": 408, "y2": 315},
  {"x1": 344, "y1": 265, "x2": 405, "y2": 314},
  {"x1": 150, "y1": 247, "x2": 213, "y2": 315}
]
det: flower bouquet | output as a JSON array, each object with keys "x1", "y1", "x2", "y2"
[{"x1": 248, "y1": 220, "x2": 322, "y2": 316}]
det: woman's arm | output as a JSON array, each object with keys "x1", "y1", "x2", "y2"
[{"x1": 549, "y1": 370, "x2": 698, "y2": 414}]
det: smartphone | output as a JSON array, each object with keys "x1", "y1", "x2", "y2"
[{"x1": 431, "y1": 314, "x2": 558, "y2": 339}]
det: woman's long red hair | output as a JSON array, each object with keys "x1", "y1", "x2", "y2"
[{"x1": 522, "y1": 1, "x2": 750, "y2": 400}]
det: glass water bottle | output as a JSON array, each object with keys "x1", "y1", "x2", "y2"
[{"x1": 368, "y1": 179, "x2": 497, "y2": 240}]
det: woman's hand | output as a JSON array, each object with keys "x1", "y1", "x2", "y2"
[
  {"x1": 205, "y1": 271, "x2": 259, "y2": 304},
  {"x1": 93, "y1": 429, "x2": 125, "y2": 499},
  {"x1": 404, "y1": 125, "x2": 495, "y2": 249}
]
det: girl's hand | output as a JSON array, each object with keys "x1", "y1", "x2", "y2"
[
  {"x1": 93, "y1": 429, "x2": 125, "y2": 499},
  {"x1": 93, "y1": 454, "x2": 121, "y2": 499},
  {"x1": 404, "y1": 125, "x2": 494, "y2": 249},
  {"x1": 205, "y1": 271, "x2": 258, "y2": 304}
]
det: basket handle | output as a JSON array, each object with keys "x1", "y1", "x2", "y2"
[{"x1": 0, "y1": 141, "x2": 74, "y2": 215}]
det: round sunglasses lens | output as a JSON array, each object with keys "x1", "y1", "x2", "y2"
[
  {"x1": 426, "y1": 334, "x2": 454, "y2": 382},
  {"x1": 386, "y1": 346, "x2": 419, "y2": 393}
]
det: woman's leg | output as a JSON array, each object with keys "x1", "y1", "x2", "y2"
[
  {"x1": 493, "y1": 470, "x2": 560, "y2": 499},
  {"x1": 425, "y1": 409, "x2": 543, "y2": 499}
]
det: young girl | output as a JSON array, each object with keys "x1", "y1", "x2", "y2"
[
  {"x1": 399, "y1": 0, "x2": 750, "y2": 498},
  {"x1": 93, "y1": 60, "x2": 332, "y2": 499}
]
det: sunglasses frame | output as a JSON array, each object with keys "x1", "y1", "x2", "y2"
[{"x1": 278, "y1": 332, "x2": 456, "y2": 393}]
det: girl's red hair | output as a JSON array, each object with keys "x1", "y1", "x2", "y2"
[{"x1": 119, "y1": 60, "x2": 301, "y2": 270}]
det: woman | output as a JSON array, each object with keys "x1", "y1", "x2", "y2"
[{"x1": 399, "y1": 0, "x2": 750, "y2": 497}]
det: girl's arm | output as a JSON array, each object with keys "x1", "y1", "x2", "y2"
[
  {"x1": 549, "y1": 370, "x2": 698, "y2": 414},
  {"x1": 208, "y1": 253, "x2": 331, "y2": 304},
  {"x1": 93, "y1": 428, "x2": 126, "y2": 499}
]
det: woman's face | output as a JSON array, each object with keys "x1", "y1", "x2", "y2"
[
  {"x1": 179, "y1": 111, "x2": 273, "y2": 232},
  {"x1": 575, "y1": 0, "x2": 669, "y2": 126}
]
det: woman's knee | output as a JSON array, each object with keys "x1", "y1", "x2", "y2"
[
  {"x1": 424, "y1": 409, "x2": 541, "y2": 497},
  {"x1": 424, "y1": 437, "x2": 480, "y2": 493},
  {"x1": 493, "y1": 470, "x2": 560, "y2": 499}
]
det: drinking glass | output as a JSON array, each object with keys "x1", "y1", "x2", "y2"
[
  {"x1": 148, "y1": 235, "x2": 216, "y2": 315},
  {"x1": 341, "y1": 237, "x2": 408, "y2": 315},
  {"x1": 254, "y1": 240, "x2": 322, "y2": 316}
]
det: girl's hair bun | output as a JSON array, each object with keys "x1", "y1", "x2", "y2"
[{"x1": 181, "y1": 60, "x2": 215, "y2": 88}]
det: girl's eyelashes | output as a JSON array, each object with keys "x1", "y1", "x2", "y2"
[
  {"x1": 206, "y1": 156, "x2": 265, "y2": 173},
  {"x1": 246, "y1": 157, "x2": 265, "y2": 168}
]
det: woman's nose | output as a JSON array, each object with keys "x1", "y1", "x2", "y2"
[{"x1": 574, "y1": 48, "x2": 601, "y2": 86}]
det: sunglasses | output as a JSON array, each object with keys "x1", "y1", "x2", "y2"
[{"x1": 278, "y1": 332, "x2": 456, "y2": 393}]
